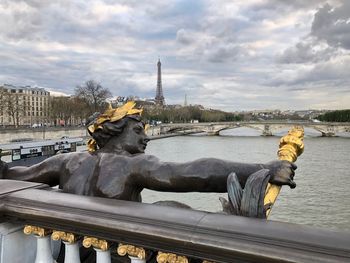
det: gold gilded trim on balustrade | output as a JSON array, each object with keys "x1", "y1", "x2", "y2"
[
  {"x1": 156, "y1": 252, "x2": 189, "y2": 263},
  {"x1": 23, "y1": 225, "x2": 52, "y2": 237},
  {"x1": 51, "y1": 231, "x2": 77, "y2": 244},
  {"x1": 117, "y1": 243, "x2": 146, "y2": 259},
  {"x1": 202, "y1": 261, "x2": 215, "y2": 263},
  {"x1": 83, "y1": 236, "x2": 109, "y2": 251}
]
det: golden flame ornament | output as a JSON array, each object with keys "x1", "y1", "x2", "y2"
[{"x1": 264, "y1": 126, "x2": 304, "y2": 217}]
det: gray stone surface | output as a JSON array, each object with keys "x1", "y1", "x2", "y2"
[
  {"x1": 0, "y1": 222, "x2": 36, "y2": 263},
  {"x1": 0, "y1": 221, "x2": 61, "y2": 263}
]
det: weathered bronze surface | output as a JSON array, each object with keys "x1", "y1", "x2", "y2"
[{"x1": 0, "y1": 102, "x2": 296, "y2": 206}]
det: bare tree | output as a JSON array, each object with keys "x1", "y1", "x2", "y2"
[
  {"x1": 3, "y1": 91, "x2": 24, "y2": 127},
  {"x1": 50, "y1": 96, "x2": 81, "y2": 126},
  {"x1": 71, "y1": 97, "x2": 90, "y2": 125},
  {"x1": 50, "y1": 96, "x2": 93, "y2": 126},
  {"x1": 74, "y1": 80, "x2": 112, "y2": 116},
  {"x1": 0, "y1": 87, "x2": 5, "y2": 126}
]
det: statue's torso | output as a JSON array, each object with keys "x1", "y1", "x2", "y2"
[{"x1": 59, "y1": 152, "x2": 142, "y2": 201}]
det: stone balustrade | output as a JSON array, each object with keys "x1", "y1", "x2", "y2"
[{"x1": 1, "y1": 180, "x2": 350, "y2": 263}]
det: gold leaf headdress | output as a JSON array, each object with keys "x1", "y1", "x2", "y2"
[
  {"x1": 87, "y1": 101, "x2": 142, "y2": 135},
  {"x1": 87, "y1": 101, "x2": 143, "y2": 152}
]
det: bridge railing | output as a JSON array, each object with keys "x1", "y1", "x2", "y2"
[{"x1": 1, "y1": 179, "x2": 350, "y2": 263}]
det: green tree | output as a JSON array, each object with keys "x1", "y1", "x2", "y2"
[{"x1": 318, "y1": 110, "x2": 350, "y2": 122}]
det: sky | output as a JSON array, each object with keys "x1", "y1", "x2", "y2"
[{"x1": 0, "y1": 0, "x2": 349, "y2": 111}]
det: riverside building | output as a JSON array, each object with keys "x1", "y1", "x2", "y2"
[{"x1": 0, "y1": 84, "x2": 50, "y2": 127}]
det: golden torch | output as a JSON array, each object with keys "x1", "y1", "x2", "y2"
[{"x1": 264, "y1": 126, "x2": 305, "y2": 217}]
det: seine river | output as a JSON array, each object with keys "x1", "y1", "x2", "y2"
[{"x1": 143, "y1": 128, "x2": 350, "y2": 231}]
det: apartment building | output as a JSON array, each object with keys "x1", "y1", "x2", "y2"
[{"x1": 0, "y1": 84, "x2": 50, "y2": 126}]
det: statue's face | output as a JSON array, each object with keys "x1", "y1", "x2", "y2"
[{"x1": 121, "y1": 119, "x2": 150, "y2": 154}]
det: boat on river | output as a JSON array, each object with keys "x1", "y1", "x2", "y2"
[{"x1": 0, "y1": 137, "x2": 83, "y2": 167}]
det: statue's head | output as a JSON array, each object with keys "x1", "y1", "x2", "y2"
[{"x1": 86, "y1": 102, "x2": 149, "y2": 154}]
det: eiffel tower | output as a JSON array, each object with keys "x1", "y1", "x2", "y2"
[{"x1": 155, "y1": 59, "x2": 165, "y2": 106}]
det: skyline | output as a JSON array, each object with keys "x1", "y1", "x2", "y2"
[{"x1": 0, "y1": 0, "x2": 349, "y2": 111}]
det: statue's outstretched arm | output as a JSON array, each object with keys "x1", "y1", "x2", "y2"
[
  {"x1": 3, "y1": 154, "x2": 66, "y2": 186},
  {"x1": 132, "y1": 155, "x2": 267, "y2": 192}
]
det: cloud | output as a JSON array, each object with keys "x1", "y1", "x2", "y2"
[
  {"x1": 277, "y1": 38, "x2": 339, "y2": 64},
  {"x1": 252, "y1": 0, "x2": 333, "y2": 10},
  {"x1": 311, "y1": 2, "x2": 350, "y2": 49},
  {"x1": 294, "y1": 55, "x2": 350, "y2": 85},
  {"x1": 176, "y1": 29, "x2": 195, "y2": 45},
  {"x1": 206, "y1": 44, "x2": 245, "y2": 63},
  {"x1": 267, "y1": 54, "x2": 350, "y2": 92},
  {"x1": 271, "y1": 0, "x2": 350, "y2": 110}
]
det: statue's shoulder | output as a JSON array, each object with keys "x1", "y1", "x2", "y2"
[
  {"x1": 94, "y1": 151, "x2": 136, "y2": 161},
  {"x1": 62, "y1": 151, "x2": 96, "y2": 163},
  {"x1": 133, "y1": 153, "x2": 159, "y2": 161},
  {"x1": 129, "y1": 154, "x2": 161, "y2": 168},
  {"x1": 88, "y1": 152, "x2": 160, "y2": 166}
]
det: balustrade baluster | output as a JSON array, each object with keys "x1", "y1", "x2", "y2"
[
  {"x1": 95, "y1": 248, "x2": 112, "y2": 263},
  {"x1": 23, "y1": 225, "x2": 55, "y2": 263},
  {"x1": 129, "y1": 256, "x2": 146, "y2": 263},
  {"x1": 51, "y1": 231, "x2": 80, "y2": 263},
  {"x1": 83, "y1": 236, "x2": 111, "y2": 263}
]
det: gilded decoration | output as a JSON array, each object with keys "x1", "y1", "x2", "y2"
[
  {"x1": 23, "y1": 225, "x2": 52, "y2": 237},
  {"x1": 156, "y1": 252, "x2": 189, "y2": 263},
  {"x1": 51, "y1": 231, "x2": 77, "y2": 244},
  {"x1": 117, "y1": 243, "x2": 146, "y2": 259},
  {"x1": 264, "y1": 126, "x2": 304, "y2": 217},
  {"x1": 82, "y1": 236, "x2": 109, "y2": 251}
]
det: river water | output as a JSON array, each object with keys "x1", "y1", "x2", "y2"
[{"x1": 142, "y1": 128, "x2": 350, "y2": 231}]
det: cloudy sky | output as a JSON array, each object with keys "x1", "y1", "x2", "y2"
[{"x1": 0, "y1": 0, "x2": 349, "y2": 111}]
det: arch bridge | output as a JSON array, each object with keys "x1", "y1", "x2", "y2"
[{"x1": 157, "y1": 121, "x2": 350, "y2": 137}]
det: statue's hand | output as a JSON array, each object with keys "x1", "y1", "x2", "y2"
[
  {"x1": 265, "y1": 160, "x2": 297, "y2": 189},
  {"x1": 0, "y1": 160, "x2": 8, "y2": 179}
]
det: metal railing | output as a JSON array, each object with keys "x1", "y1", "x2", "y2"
[{"x1": 1, "y1": 179, "x2": 350, "y2": 263}]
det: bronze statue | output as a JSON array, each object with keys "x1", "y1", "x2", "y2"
[{"x1": 0, "y1": 102, "x2": 296, "y2": 205}]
